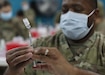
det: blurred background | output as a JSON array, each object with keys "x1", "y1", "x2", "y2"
[{"x1": 0, "y1": 0, "x2": 105, "y2": 75}]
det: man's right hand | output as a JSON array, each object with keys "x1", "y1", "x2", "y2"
[{"x1": 5, "y1": 46, "x2": 33, "y2": 75}]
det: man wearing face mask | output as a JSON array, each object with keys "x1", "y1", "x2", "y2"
[
  {"x1": 0, "y1": 1, "x2": 29, "y2": 41},
  {"x1": 4, "y1": 0, "x2": 105, "y2": 75}
]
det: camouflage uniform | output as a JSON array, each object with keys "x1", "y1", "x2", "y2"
[
  {"x1": 96, "y1": 20, "x2": 105, "y2": 35},
  {"x1": 0, "y1": 19, "x2": 28, "y2": 41},
  {"x1": 24, "y1": 31, "x2": 105, "y2": 75},
  {"x1": 12, "y1": 17, "x2": 29, "y2": 38},
  {"x1": 24, "y1": 9, "x2": 36, "y2": 27}
]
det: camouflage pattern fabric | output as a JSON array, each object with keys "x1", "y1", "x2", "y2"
[
  {"x1": 0, "y1": 19, "x2": 28, "y2": 41},
  {"x1": 12, "y1": 17, "x2": 29, "y2": 39},
  {"x1": 24, "y1": 9, "x2": 36, "y2": 27},
  {"x1": 24, "y1": 31, "x2": 105, "y2": 75},
  {"x1": 0, "y1": 20, "x2": 17, "y2": 41}
]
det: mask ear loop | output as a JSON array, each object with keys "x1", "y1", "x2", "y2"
[
  {"x1": 88, "y1": 10, "x2": 96, "y2": 29},
  {"x1": 89, "y1": 23, "x2": 94, "y2": 29},
  {"x1": 88, "y1": 9, "x2": 96, "y2": 17}
]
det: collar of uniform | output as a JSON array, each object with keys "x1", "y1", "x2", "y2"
[
  {"x1": 59, "y1": 31, "x2": 74, "y2": 59},
  {"x1": 59, "y1": 31, "x2": 70, "y2": 50},
  {"x1": 66, "y1": 31, "x2": 97, "y2": 49},
  {"x1": 58, "y1": 31, "x2": 98, "y2": 59},
  {"x1": 83, "y1": 31, "x2": 97, "y2": 48},
  {"x1": 59, "y1": 31, "x2": 98, "y2": 57}
]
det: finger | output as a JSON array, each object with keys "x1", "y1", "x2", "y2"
[
  {"x1": 6, "y1": 46, "x2": 30, "y2": 55},
  {"x1": 33, "y1": 63, "x2": 54, "y2": 74},
  {"x1": 32, "y1": 54, "x2": 52, "y2": 64},
  {"x1": 16, "y1": 59, "x2": 33, "y2": 69},
  {"x1": 34, "y1": 47, "x2": 57, "y2": 59},
  {"x1": 11, "y1": 52, "x2": 33, "y2": 66},
  {"x1": 34, "y1": 47, "x2": 52, "y2": 56},
  {"x1": 6, "y1": 48, "x2": 33, "y2": 63},
  {"x1": 33, "y1": 63, "x2": 48, "y2": 71}
]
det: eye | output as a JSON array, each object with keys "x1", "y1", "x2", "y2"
[
  {"x1": 71, "y1": 5, "x2": 84, "y2": 13},
  {"x1": 61, "y1": 4, "x2": 69, "y2": 14}
]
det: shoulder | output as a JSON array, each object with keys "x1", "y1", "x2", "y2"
[
  {"x1": 94, "y1": 31, "x2": 105, "y2": 49},
  {"x1": 94, "y1": 31, "x2": 105, "y2": 39},
  {"x1": 33, "y1": 31, "x2": 64, "y2": 47},
  {"x1": 95, "y1": 31, "x2": 105, "y2": 65},
  {"x1": 12, "y1": 17, "x2": 21, "y2": 24}
]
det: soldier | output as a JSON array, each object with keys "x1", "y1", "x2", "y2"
[
  {"x1": 22, "y1": 0, "x2": 36, "y2": 27},
  {"x1": 0, "y1": 1, "x2": 28, "y2": 41},
  {"x1": 95, "y1": 0, "x2": 105, "y2": 35},
  {"x1": 4, "y1": 0, "x2": 105, "y2": 75},
  {"x1": 13, "y1": 10, "x2": 29, "y2": 39}
]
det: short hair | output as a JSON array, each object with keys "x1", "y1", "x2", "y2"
[
  {"x1": 17, "y1": 10, "x2": 24, "y2": 17},
  {"x1": 0, "y1": 4, "x2": 2, "y2": 9},
  {"x1": 2, "y1": 1, "x2": 11, "y2": 7},
  {"x1": 89, "y1": 0, "x2": 98, "y2": 9}
]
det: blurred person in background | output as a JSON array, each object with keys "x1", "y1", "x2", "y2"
[
  {"x1": 22, "y1": 0, "x2": 35, "y2": 27},
  {"x1": 13, "y1": 10, "x2": 29, "y2": 39},
  {"x1": 32, "y1": 0, "x2": 59, "y2": 28},
  {"x1": 0, "y1": 3, "x2": 7, "y2": 75},
  {"x1": 54, "y1": 11, "x2": 61, "y2": 31},
  {"x1": 95, "y1": 0, "x2": 105, "y2": 35},
  {"x1": 0, "y1": 1, "x2": 15, "y2": 41},
  {"x1": 0, "y1": 1, "x2": 28, "y2": 41}
]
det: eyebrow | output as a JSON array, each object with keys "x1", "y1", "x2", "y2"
[
  {"x1": 70, "y1": 4, "x2": 84, "y2": 8},
  {"x1": 62, "y1": 2, "x2": 84, "y2": 9}
]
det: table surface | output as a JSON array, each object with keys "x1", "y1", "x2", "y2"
[{"x1": 0, "y1": 57, "x2": 8, "y2": 67}]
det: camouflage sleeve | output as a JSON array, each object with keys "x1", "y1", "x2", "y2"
[
  {"x1": 34, "y1": 37, "x2": 56, "y2": 47},
  {"x1": 96, "y1": 35, "x2": 105, "y2": 75},
  {"x1": 95, "y1": 35, "x2": 105, "y2": 75},
  {"x1": 24, "y1": 36, "x2": 53, "y2": 75},
  {"x1": 99, "y1": 37, "x2": 105, "y2": 75},
  {"x1": 24, "y1": 31, "x2": 62, "y2": 75},
  {"x1": 33, "y1": 31, "x2": 62, "y2": 48},
  {"x1": 13, "y1": 21, "x2": 29, "y2": 39}
]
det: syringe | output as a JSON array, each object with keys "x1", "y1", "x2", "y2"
[{"x1": 23, "y1": 18, "x2": 36, "y2": 67}]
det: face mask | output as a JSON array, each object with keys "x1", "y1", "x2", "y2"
[
  {"x1": 22, "y1": 5, "x2": 29, "y2": 11},
  {"x1": 1, "y1": 11, "x2": 13, "y2": 21},
  {"x1": 37, "y1": 0, "x2": 57, "y2": 16},
  {"x1": 37, "y1": 0, "x2": 50, "y2": 14},
  {"x1": 60, "y1": 10, "x2": 95, "y2": 40}
]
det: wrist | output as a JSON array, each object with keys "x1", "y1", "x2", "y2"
[
  {"x1": 65, "y1": 63, "x2": 78, "y2": 75},
  {"x1": 4, "y1": 67, "x2": 24, "y2": 75}
]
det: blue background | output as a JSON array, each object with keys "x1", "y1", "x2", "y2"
[
  {"x1": 8, "y1": 0, "x2": 62, "y2": 16},
  {"x1": 8, "y1": 0, "x2": 104, "y2": 16},
  {"x1": 8, "y1": 0, "x2": 30, "y2": 16}
]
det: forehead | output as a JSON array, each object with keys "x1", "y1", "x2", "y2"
[
  {"x1": 2, "y1": 5, "x2": 11, "y2": 11},
  {"x1": 63, "y1": 0, "x2": 91, "y2": 7},
  {"x1": 36, "y1": 0, "x2": 56, "y2": 4},
  {"x1": 62, "y1": 0, "x2": 93, "y2": 11},
  {"x1": 63, "y1": 0, "x2": 89, "y2": 4}
]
